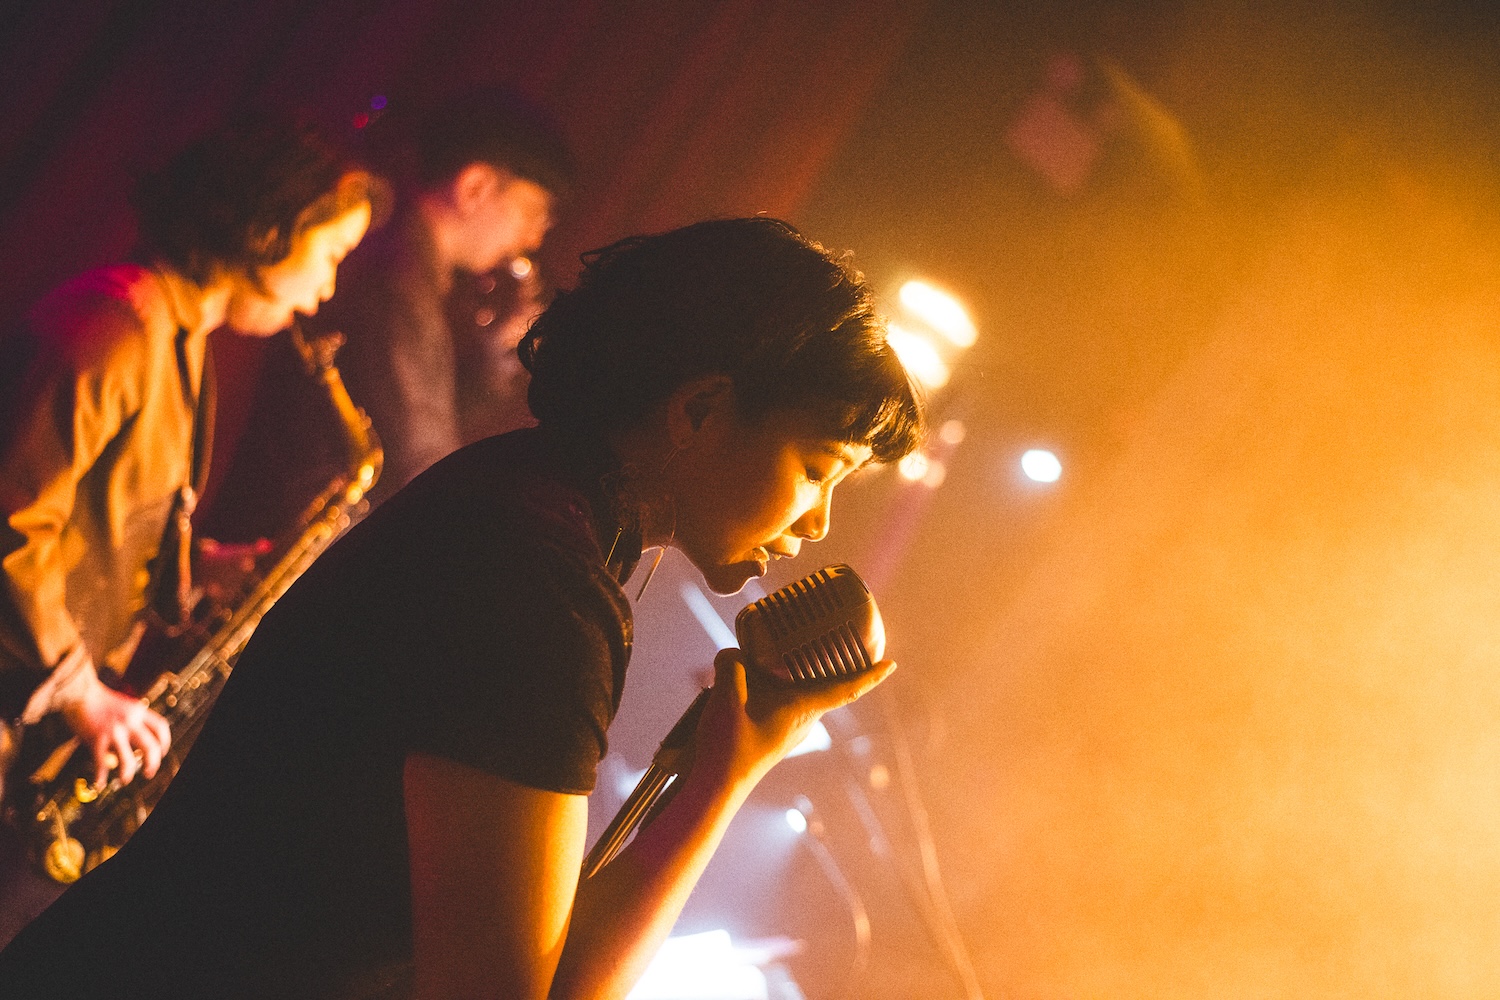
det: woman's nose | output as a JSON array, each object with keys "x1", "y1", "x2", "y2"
[{"x1": 793, "y1": 493, "x2": 832, "y2": 542}]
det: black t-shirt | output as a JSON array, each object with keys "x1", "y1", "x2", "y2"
[{"x1": 0, "y1": 428, "x2": 634, "y2": 999}]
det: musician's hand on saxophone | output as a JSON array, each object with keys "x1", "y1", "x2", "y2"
[{"x1": 56, "y1": 664, "x2": 171, "y2": 789}]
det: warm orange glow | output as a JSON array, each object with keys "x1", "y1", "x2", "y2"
[
  {"x1": 897, "y1": 450, "x2": 930, "y2": 481},
  {"x1": 920, "y1": 457, "x2": 946, "y2": 489},
  {"x1": 910, "y1": 190, "x2": 1500, "y2": 999},
  {"x1": 899, "y1": 279, "x2": 976, "y2": 348},
  {"x1": 938, "y1": 419, "x2": 967, "y2": 445},
  {"x1": 886, "y1": 322, "x2": 950, "y2": 389}
]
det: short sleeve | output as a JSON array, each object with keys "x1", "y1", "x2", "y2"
[{"x1": 399, "y1": 526, "x2": 627, "y2": 795}]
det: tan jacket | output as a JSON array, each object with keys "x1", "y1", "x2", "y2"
[{"x1": 0, "y1": 264, "x2": 211, "y2": 721}]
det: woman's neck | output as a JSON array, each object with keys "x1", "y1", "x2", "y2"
[{"x1": 154, "y1": 263, "x2": 232, "y2": 337}]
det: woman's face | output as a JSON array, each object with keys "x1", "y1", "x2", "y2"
[
  {"x1": 671, "y1": 406, "x2": 872, "y2": 595},
  {"x1": 224, "y1": 201, "x2": 371, "y2": 335}
]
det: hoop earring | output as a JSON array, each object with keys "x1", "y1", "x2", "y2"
[
  {"x1": 632, "y1": 441, "x2": 684, "y2": 600},
  {"x1": 635, "y1": 540, "x2": 668, "y2": 601},
  {"x1": 633, "y1": 449, "x2": 681, "y2": 605},
  {"x1": 634, "y1": 493, "x2": 676, "y2": 601}
]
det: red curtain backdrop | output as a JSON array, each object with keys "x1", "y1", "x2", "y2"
[
  {"x1": 0, "y1": 0, "x2": 925, "y2": 312},
  {"x1": 0, "y1": 0, "x2": 925, "y2": 483}
]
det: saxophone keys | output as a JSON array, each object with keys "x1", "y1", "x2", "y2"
[
  {"x1": 74, "y1": 777, "x2": 99, "y2": 803},
  {"x1": 43, "y1": 807, "x2": 85, "y2": 884},
  {"x1": 43, "y1": 836, "x2": 84, "y2": 884}
]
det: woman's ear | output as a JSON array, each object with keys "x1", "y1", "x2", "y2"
[
  {"x1": 450, "y1": 162, "x2": 499, "y2": 217},
  {"x1": 247, "y1": 225, "x2": 281, "y2": 256},
  {"x1": 666, "y1": 374, "x2": 735, "y2": 449}
]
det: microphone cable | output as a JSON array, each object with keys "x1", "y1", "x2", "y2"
[
  {"x1": 872, "y1": 683, "x2": 987, "y2": 1000},
  {"x1": 794, "y1": 796, "x2": 873, "y2": 992}
]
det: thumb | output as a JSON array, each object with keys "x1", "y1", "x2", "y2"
[
  {"x1": 790, "y1": 659, "x2": 899, "y2": 717},
  {"x1": 712, "y1": 647, "x2": 749, "y2": 705}
]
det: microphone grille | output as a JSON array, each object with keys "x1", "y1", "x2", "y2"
[
  {"x1": 736, "y1": 564, "x2": 884, "y2": 683},
  {"x1": 780, "y1": 620, "x2": 875, "y2": 682},
  {"x1": 755, "y1": 566, "x2": 847, "y2": 639}
]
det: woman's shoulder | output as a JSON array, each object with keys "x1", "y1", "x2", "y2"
[
  {"x1": 27, "y1": 264, "x2": 172, "y2": 366},
  {"x1": 415, "y1": 430, "x2": 603, "y2": 546},
  {"x1": 349, "y1": 430, "x2": 617, "y2": 606}
]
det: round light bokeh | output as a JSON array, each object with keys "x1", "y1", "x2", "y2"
[{"x1": 1021, "y1": 448, "x2": 1062, "y2": 483}]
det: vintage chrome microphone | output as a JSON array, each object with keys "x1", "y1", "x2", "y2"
[{"x1": 582, "y1": 564, "x2": 884, "y2": 878}]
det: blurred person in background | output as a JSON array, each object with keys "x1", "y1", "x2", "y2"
[
  {"x1": 0, "y1": 121, "x2": 373, "y2": 945},
  {"x1": 327, "y1": 87, "x2": 571, "y2": 500},
  {"x1": 203, "y1": 88, "x2": 571, "y2": 545}
]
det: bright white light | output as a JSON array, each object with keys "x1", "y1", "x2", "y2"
[
  {"x1": 898, "y1": 451, "x2": 930, "y2": 481},
  {"x1": 886, "y1": 323, "x2": 950, "y2": 390},
  {"x1": 899, "y1": 280, "x2": 977, "y2": 348},
  {"x1": 785, "y1": 808, "x2": 808, "y2": 834},
  {"x1": 1021, "y1": 449, "x2": 1062, "y2": 483},
  {"x1": 509, "y1": 256, "x2": 533, "y2": 279},
  {"x1": 678, "y1": 582, "x2": 736, "y2": 650},
  {"x1": 617, "y1": 766, "x2": 650, "y2": 798},
  {"x1": 785, "y1": 720, "x2": 831, "y2": 759},
  {"x1": 939, "y1": 419, "x2": 967, "y2": 445},
  {"x1": 921, "y1": 458, "x2": 947, "y2": 489},
  {"x1": 627, "y1": 929, "x2": 769, "y2": 1000}
]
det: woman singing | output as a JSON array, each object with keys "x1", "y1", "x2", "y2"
[{"x1": 0, "y1": 217, "x2": 924, "y2": 999}]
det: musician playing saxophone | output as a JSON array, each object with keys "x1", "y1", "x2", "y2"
[{"x1": 0, "y1": 121, "x2": 373, "y2": 944}]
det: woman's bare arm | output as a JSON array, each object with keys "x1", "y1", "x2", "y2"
[
  {"x1": 403, "y1": 649, "x2": 894, "y2": 1000},
  {"x1": 404, "y1": 754, "x2": 588, "y2": 1000}
]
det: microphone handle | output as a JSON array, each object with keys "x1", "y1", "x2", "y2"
[{"x1": 582, "y1": 687, "x2": 711, "y2": 878}]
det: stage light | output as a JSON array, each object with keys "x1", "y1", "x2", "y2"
[
  {"x1": 509, "y1": 256, "x2": 533, "y2": 279},
  {"x1": 899, "y1": 280, "x2": 977, "y2": 348},
  {"x1": 886, "y1": 323, "x2": 951, "y2": 390},
  {"x1": 898, "y1": 450, "x2": 947, "y2": 489},
  {"x1": 617, "y1": 765, "x2": 651, "y2": 799},
  {"x1": 785, "y1": 720, "x2": 831, "y2": 759},
  {"x1": 894, "y1": 277, "x2": 978, "y2": 347},
  {"x1": 1021, "y1": 448, "x2": 1062, "y2": 483},
  {"x1": 785, "y1": 807, "x2": 808, "y2": 834},
  {"x1": 626, "y1": 929, "x2": 771, "y2": 1000},
  {"x1": 899, "y1": 450, "x2": 931, "y2": 482},
  {"x1": 678, "y1": 582, "x2": 737, "y2": 650},
  {"x1": 939, "y1": 418, "x2": 967, "y2": 445}
]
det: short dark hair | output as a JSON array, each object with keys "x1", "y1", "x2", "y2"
[
  {"x1": 133, "y1": 121, "x2": 372, "y2": 286},
  {"x1": 410, "y1": 88, "x2": 575, "y2": 200},
  {"x1": 519, "y1": 218, "x2": 924, "y2": 464}
]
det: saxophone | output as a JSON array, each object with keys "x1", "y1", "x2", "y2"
[{"x1": 4, "y1": 324, "x2": 382, "y2": 883}]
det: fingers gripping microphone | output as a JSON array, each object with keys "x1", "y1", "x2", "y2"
[{"x1": 582, "y1": 564, "x2": 883, "y2": 878}]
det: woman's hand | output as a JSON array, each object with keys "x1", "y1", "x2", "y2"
[
  {"x1": 691, "y1": 647, "x2": 896, "y2": 790},
  {"x1": 58, "y1": 671, "x2": 171, "y2": 788}
]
